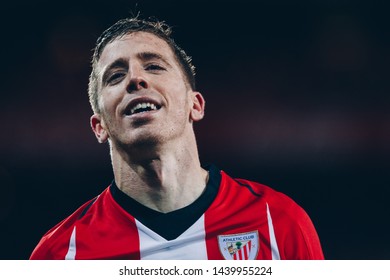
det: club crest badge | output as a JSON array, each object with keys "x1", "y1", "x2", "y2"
[{"x1": 218, "y1": 231, "x2": 259, "y2": 260}]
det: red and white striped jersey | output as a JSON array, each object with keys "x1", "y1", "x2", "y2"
[{"x1": 30, "y1": 165, "x2": 324, "y2": 260}]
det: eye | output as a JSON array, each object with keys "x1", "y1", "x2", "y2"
[
  {"x1": 107, "y1": 72, "x2": 126, "y2": 85},
  {"x1": 145, "y1": 63, "x2": 166, "y2": 72}
]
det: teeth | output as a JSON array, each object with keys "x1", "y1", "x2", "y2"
[{"x1": 130, "y1": 102, "x2": 157, "y2": 115}]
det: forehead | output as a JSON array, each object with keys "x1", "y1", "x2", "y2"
[{"x1": 97, "y1": 31, "x2": 176, "y2": 68}]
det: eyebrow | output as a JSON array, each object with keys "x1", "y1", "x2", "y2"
[{"x1": 137, "y1": 51, "x2": 172, "y2": 67}]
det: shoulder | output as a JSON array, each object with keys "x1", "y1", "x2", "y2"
[
  {"x1": 217, "y1": 169, "x2": 309, "y2": 226},
  {"x1": 224, "y1": 172, "x2": 310, "y2": 223},
  {"x1": 220, "y1": 170, "x2": 296, "y2": 205},
  {"x1": 220, "y1": 170, "x2": 323, "y2": 259},
  {"x1": 29, "y1": 188, "x2": 110, "y2": 260}
]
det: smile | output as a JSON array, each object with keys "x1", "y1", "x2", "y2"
[{"x1": 125, "y1": 101, "x2": 161, "y2": 116}]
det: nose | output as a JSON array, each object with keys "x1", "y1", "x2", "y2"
[{"x1": 126, "y1": 65, "x2": 148, "y2": 93}]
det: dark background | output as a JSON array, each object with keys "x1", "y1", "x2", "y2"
[{"x1": 1, "y1": 0, "x2": 389, "y2": 259}]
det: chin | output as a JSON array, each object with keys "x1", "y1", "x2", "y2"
[{"x1": 116, "y1": 134, "x2": 161, "y2": 151}]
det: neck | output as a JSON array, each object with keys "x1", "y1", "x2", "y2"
[{"x1": 110, "y1": 137, "x2": 208, "y2": 213}]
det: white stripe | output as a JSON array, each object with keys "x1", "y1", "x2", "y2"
[
  {"x1": 266, "y1": 203, "x2": 281, "y2": 260},
  {"x1": 65, "y1": 226, "x2": 76, "y2": 260},
  {"x1": 136, "y1": 215, "x2": 208, "y2": 260},
  {"x1": 245, "y1": 241, "x2": 251, "y2": 259}
]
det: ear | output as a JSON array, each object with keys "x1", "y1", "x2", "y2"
[
  {"x1": 90, "y1": 114, "x2": 109, "y2": 143},
  {"x1": 189, "y1": 91, "x2": 206, "y2": 122}
]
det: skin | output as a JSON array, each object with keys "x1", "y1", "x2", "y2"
[{"x1": 90, "y1": 32, "x2": 208, "y2": 213}]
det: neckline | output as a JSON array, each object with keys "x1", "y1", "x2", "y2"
[{"x1": 110, "y1": 164, "x2": 222, "y2": 240}]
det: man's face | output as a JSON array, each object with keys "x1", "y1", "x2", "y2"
[{"x1": 91, "y1": 32, "x2": 205, "y2": 150}]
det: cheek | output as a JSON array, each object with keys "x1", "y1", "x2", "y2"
[
  {"x1": 98, "y1": 103, "x2": 118, "y2": 130},
  {"x1": 172, "y1": 93, "x2": 190, "y2": 115},
  {"x1": 97, "y1": 93, "x2": 109, "y2": 113},
  {"x1": 170, "y1": 82, "x2": 191, "y2": 107},
  {"x1": 99, "y1": 91, "x2": 120, "y2": 116}
]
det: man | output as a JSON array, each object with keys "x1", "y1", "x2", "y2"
[{"x1": 30, "y1": 16, "x2": 324, "y2": 260}]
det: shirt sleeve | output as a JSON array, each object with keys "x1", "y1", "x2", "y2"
[{"x1": 269, "y1": 198, "x2": 324, "y2": 260}]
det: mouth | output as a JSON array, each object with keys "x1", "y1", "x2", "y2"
[{"x1": 124, "y1": 100, "x2": 161, "y2": 116}]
